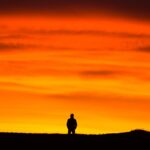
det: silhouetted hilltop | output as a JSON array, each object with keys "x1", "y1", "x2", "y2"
[{"x1": 0, "y1": 130, "x2": 150, "y2": 149}]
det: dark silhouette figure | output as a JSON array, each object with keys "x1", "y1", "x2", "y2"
[{"x1": 67, "y1": 113, "x2": 77, "y2": 135}]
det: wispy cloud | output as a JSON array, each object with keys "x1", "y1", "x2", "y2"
[
  {"x1": 16, "y1": 28, "x2": 150, "y2": 38},
  {"x1": 80, "y1": 70, "x2": 116, "y2": 78},
  {"x1": 137, "y1": 46, "x2": 150, "y2": 52},
  {"x1": 0, "y1": 42, "x2": 37, "y2": 50}
]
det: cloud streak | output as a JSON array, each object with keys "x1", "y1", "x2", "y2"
[
  {"x1": 80, "y1": 70, "x2": 116, "y2": 78},
  {"x1": 138, "y1": 46, "x2": 150, "y2": 52},
  {"x1": 14, "y1": 28, "x2": 150, "y2": 39},
  {"x1": 0, "y1": 42, "x2": 36, "y2": 50}
]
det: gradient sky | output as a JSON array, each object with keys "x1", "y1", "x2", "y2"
[{"x1": 0, "y1": 1, "x2": 150, "y2": 134}]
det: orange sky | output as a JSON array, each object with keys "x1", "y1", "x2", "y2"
[{"x1": 0, "y1": 15, "x2": 150, "y2": 134}]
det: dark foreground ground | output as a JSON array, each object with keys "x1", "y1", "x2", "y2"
[{"x1": 0, "y1": 130, "x2": 150, "y2": 149}]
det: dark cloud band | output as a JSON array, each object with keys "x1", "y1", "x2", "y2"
[
  {"x1": 0, "y1": 42, "x2": 36, "y2": 50},
  {"x1": 0, "y1": 0, "x2": 150, "y2": 20},
  {"x1": 138, "y1": 46, "x2": 150, "y2": 52}
]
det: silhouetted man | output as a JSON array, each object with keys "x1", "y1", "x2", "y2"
[{"x1": 67, "y1": 113, "x2": 77, "y2": 135}]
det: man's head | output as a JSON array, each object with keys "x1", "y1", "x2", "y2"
[{"x1": 70, "y1": 113, "x2": 74, "y2": 118}]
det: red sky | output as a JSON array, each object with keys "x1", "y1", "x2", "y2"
[{"x1": 0, "y1": 13, "x2": 150, "y2": 134}]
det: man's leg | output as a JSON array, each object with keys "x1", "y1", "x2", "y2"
[
  {"x1": 72, "y1": 129, "x2": 75, "y2": 135},
  {"x1": 68, "y1": 129, "x2": 71, "y2": 135}
]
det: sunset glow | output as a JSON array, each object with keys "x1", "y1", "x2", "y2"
[{"x1": 0, "y1": 11, "x2": 150, "y2": 134}]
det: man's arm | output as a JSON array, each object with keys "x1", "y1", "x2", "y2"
[
  {"x1": 67, "y1": 119, "x2": 69, "y2": 128},
  {"x1": 75, "y1": 119, "x2": 77, "y2": 128}
]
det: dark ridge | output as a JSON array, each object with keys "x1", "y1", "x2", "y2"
[{"x1": 0, "y1": 129, "x2": 150, "y2": 149}]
